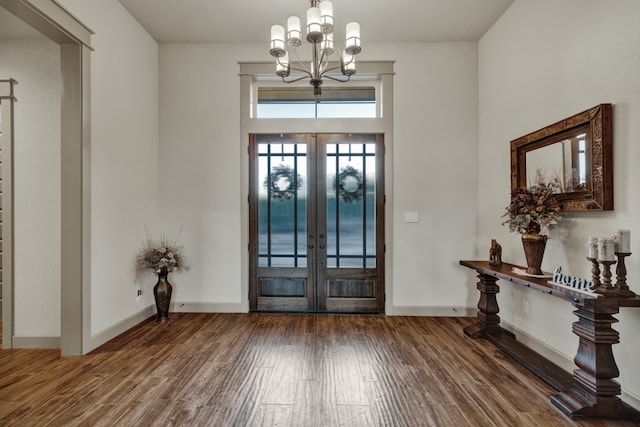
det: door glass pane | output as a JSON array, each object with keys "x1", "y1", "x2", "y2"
[
  {"x1": 258, "y1": 139, "x2": 307, "y2": 267},
  {"x1": 326, "y1": 141, "x2": 376, "y2": 268}
]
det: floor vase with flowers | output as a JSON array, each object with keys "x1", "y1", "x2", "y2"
[
  {"x1": 521, "y1": 222, "x2": 547, "y2": 275},
  {"x1": 153, "y1": 268, "x2": 172, "y2": 322}
]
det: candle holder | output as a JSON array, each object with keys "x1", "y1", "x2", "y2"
[
  {"x1": 615, "y1": 252, "x2": 636, "y2": 297},
  {"x1": 587, "y1": 257, "x2": 601, "y2": 290},
  {"x1": 595, "y1": 259, "x2": 619, "y2": 296}
]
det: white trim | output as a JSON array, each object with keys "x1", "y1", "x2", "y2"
[
  {"x1": 89, "y1": 305, "x2": 155, "y2": 350},
  {"x1": 239, "y1": 61, "x2": 394, "y2": 313},
  {"x1": 391, "y1": 306, "x2": 477, "y2": 317},
  {"x1": 13, "y1": 335, "x2": 60, "y2": 349},
  {"x1": 171, "y1": 302, "x2": 246, "y2": 313},
  {"x1": 0, "y1": 80, "x2": 16, "y2": 350},
  {"x1": 0, "y1": 0, "x2": 93, "y2": 48},
  {"x1": 0, "y1": 0, "x2": 93, "y2": 356}
]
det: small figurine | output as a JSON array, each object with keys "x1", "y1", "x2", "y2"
[{"x1": 489, "y1": 239, "x2": 503, "y2": 266}]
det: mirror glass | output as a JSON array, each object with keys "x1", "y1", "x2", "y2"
[
  {"x1": 524, "y1": 129, "x2": 588, "y2": 192},
  {"x1": 511, "y1": 104, "x2": 612, "y2": 211}
]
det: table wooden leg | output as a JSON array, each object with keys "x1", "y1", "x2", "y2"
[
  {"x1": 551, "y1": 304, "x2": 640, "y2": 420},
  {"x1": 464, "y1": 273, "x2": 502, "y2": 338}
]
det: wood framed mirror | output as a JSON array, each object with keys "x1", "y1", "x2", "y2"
[{"x1": 510, "y1": 104, "x2": 613, "y2": 211}]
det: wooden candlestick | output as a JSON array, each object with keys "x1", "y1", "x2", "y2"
[
  {"x1": 596, "y1": 260, "x2": 619, "y2": 296},
  {"x1": 615, "y1": 252, "x2": 636, "y2": 297},
  {"x1": 587, "y1": 257, "x2": 601, "y2": 289}
]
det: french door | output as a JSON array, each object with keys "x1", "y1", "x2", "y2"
[{"x1": 249, "y1": 133, "x2": 384, "y2": 313}]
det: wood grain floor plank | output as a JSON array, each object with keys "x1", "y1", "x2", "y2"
[
  {"x1": 330, "y1": 345, "x2": 369, "y2": 406},
  {"x1": 0, "y1": 314, "x2": 638, "y2": 426},
  {"x1": 290, "y1": 378, "x2": 327, "y2": 427},
  {"x1": 261, "y1": 344, "x2": 304, "y2": 405},
  {"x1": 252, "y1": 404, "x2": 294, "y2": 426}
]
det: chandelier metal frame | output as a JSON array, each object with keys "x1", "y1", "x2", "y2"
[{"x1": 269, "y1": 0, "x2": 361, "y2": 96}]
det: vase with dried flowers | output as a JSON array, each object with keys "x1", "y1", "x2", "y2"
[
  {"x1": 502, "y1": 171, "x2": 562, "y2": 275},
  {"x1": 136, "y1": 233, "x2": 190, "y2": 322}
]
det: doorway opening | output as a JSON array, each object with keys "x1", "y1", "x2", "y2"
[{"x1": 249, "y1": 133, "x2": 384, "y2": 313}]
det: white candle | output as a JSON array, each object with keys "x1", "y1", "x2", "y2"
[
  {"x1": 598, "y1": 238, "x2": 616, "y2": 261},
  {"x1": 587, "y1": 236, "x2": 598, "y2": 259},
  {"x1": 615, "y1": 229, "x2": 631, "y2": 253}
]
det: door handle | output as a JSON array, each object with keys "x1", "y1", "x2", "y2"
[
  {"x1": 319, "y1": 244, "x2": 325, "y2": 249},
  {"x1": 309, "y1": 245, "x2": 315, "y2": 249}
]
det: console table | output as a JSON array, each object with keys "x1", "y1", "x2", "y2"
[{"x1": 460, "y1": 260, "x2": 640, "y2": 420}]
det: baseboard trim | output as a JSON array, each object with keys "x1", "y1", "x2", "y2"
[
  {"x1": 12, "y1": 335, "x2": 60, "y2": 349},
  {"x1": 390, "y1": 306, "x2": 476, "y2": 317},
  {"x1": 500, "y1": 321, "x2": 574, "y2": 372},
  {"x1": 88, "y1": 305, "x2": 156, "y2": 352},
  {"x1": 501, "y1": 320, "x2": 640, "y2": 411},
  {"x1": 171, "y1": 302, "x2": 246, "y2": 313}
]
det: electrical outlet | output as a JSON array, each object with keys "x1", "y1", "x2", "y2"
[
  {"x1": 137, "y1": 289, "x2": 142, "y2": 297},
  {"x1": 523, "y1": 299, "x2": 530, "y2": 315}
]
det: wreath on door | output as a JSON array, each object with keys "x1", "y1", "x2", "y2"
[
  {"x1": 264, "y1": 164, "x2": 303, "y2": 201},
  {"x1": 334, "y1": 165, "x2": 363, "y2": 203}
]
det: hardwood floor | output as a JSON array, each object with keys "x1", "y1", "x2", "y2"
[{"x1": 0, "y1": 313, "x2": 638, "y2": 426}]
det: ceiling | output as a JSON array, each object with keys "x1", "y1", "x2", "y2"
[{"x1": 118, "y1": 0, "x2": 514, "y2": 44}]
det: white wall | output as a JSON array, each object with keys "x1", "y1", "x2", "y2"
[
  {"x1": 59, "y1": 0, "x2": 160, "y2": 336},
  {"x1": 0, "y1": 37, "x2": 61, "y2": 337},
  {"x1": 159, "y1": 42, "x2": 479, "y2": 313},
  {"x1": 479, "y1": 0, "x2": 640, "y2": 404},
  {"x1": 378, "y1": 43, "x2": 479, "y2": 311}
]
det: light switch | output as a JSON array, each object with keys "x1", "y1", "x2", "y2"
[{"x1": 404, "y1": 212, "x2": 419, "y2": 223}]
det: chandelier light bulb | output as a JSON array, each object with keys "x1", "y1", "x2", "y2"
[
  {"x1": 270, "y1": 25, "x2": 286, "y2": 57},
  {"x1": 345, "y1": 22, "x2": 361, "y2": 55},
  {"x1": 319, "y1": 1, "x2": 334, "y2": 34},
  {"x1": 276, "y1": 53, "x2": 290, "y2": 77},
  {"x1": 343, "y1": 51, "x2": 356, "y2": 76},
  {"x1": 321, "y1": 33, "x2": 334, "y2": 55},
  {"x1": 306, "y1": 7, "x2": 323, "y2": 42},
  {"x1": 287, "y1": 16, "x2": 302, "y2": 47}
]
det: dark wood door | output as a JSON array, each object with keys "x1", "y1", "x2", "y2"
[{"x1": 249, "y1": 133, "x2": 384, "y2": 313}]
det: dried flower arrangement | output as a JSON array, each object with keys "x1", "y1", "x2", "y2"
[
  {"x1": 502, "y1": 171, "x2": 562, "y2": 234},
  {"x1": 135, "y1": 233, "x2": 190, "y2": 275}
]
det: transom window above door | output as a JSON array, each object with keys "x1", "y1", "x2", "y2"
[{"x1": 254, "y1": 83, "x2": 378, "y2": 119}]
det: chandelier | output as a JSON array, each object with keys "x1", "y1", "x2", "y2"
[{"x1": 269, "y1": 0, "x2": 361, "y2": 96}]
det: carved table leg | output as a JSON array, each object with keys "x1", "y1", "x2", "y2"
[
  {"x1": 551, "y1": 304, "x2": 640, "y2": 419},
  {"x1": 464, "y1": 273, "x2": 502, "y2": 338}
]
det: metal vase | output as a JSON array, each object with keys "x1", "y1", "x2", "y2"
[
  {"x1": 521, "y1": 233, "x2": 547, "y2": 275},
  {"x1": 153, "y1": 270, "x2": 173, "y2": 322}
]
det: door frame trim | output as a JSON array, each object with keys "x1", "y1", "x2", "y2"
[{"x1": 239, "y1": 61, "x2": 394, "y2": 313}]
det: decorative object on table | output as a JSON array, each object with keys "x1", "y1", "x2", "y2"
[
  {"x1": 502, "y1": 170, "x2": 561, "y2": 275},
  {"x1": 595, "y1": 237, "x2": 618, "y2": 296},
  {"x1": 587, "y1": 236, "x2": 598, "y2": 259},
  {"x1": 510, "y1": 267, "x2": 552, "y2": 279},
  {"x1": 136, "y1": 233, "x2": 190, "y2": 322},
  {"x1": 549, "y1": 266, "x2": 600, "y2": 297},
  {"x1": 587, "y1": 256, "x2": 602, "y2": 290},
  {"x1": 612, "y1": 229, "x2": 635, "y2": 297},
  {"x1": 614, "y1": 229, "x2": 631, "y2": 253},
  {"x1": 585, "y1": 231, "x2": 636, "y2": 298},
  {"x1": 615, "y1": 251, "x2": 636, "y2": 297},
  {"x1": 489, "y1": 239, "x2": 503, "y2": 267}
]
